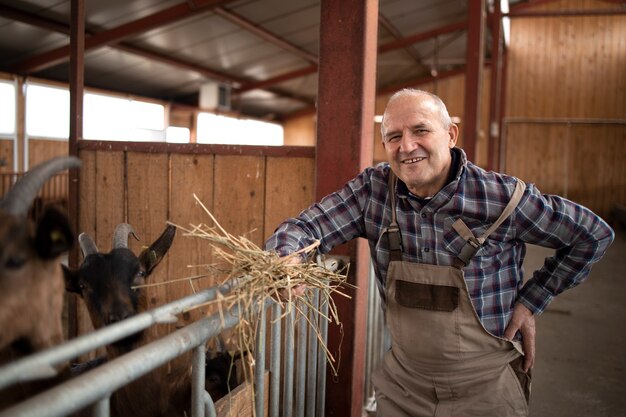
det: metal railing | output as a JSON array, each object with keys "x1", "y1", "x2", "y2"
[{"x1": 0, "y1": 256, "x2": 341, "y2": 417}]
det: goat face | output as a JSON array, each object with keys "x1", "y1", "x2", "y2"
[
  {"x1": 0, "y1": 156, "x2": 79, "y2": 355},
  {"x1": 64, "y1": 224, "x2": 176, "y2": 350},
  {"x1": 0, "y1": 208, "x2": 74, "y2": 353}
]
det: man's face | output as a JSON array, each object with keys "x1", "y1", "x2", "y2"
[{"x1": 381, "y1": 94, "x2": 458, "y2": 198}]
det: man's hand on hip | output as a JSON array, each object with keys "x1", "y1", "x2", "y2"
[{"x1": 504, "y1": 303, "x2": 536, "y2": 372}]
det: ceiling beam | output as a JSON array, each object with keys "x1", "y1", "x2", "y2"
[
  {"x1": 237, "y1": 19, "x2": 466, "y2": 93},
  {"x1": 506, "y1": 8, "x2": 626, "y2": 17},
  {"x1": 10, "y1": 0, "x2": 234, "y2": 74},
  {"x1": 0, "y1": 3, "x2": 318, "y2": 106},
  {"x1": 378, "y1": 20, "x2": 466, "y2": 54},
  {"x1": 378, "y1": 12, "x2": 426, "y2": 70},
  {"x1": 236, "y1": 65, "x2": 318, "y2": 93},
  {"x1": 213, "y1": 7, "x2": 318, "y2": 65}
]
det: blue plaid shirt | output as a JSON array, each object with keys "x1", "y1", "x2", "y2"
[{"x1": 265, "y1": 148, "x2": 614, "y2": 336}]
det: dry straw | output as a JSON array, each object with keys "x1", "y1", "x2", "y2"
[{"x1": 163, "y1": 194, "x2": 352, "y2": 412}]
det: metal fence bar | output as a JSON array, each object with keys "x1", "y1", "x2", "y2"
[
  {"x1": 0, "y1": 300, "x2": 269, "y2": 417},
  {"x1": 316, "y1": 289, "x2": 329, "y2": 417},
  {"x1": 305, "y1": 289, "x2": 320, "y2": 417},
  {"x1": 269, "y1": 302, "x2": 282, "y2": 417},
  {"x1": 0, "y1": 278, "x2": 240, "y2": 390},
  {"x1": 192, "y1": 345, "x2": 207, "y2": 417},
  {"x1": 282, "y1": 308, "x2": 295, "y2": 417},
  {"x1": 295, "y1": 300, "x2": 308, "y2": 417},
  {"x1": 254, "y1": 303, "x2": 267, "y2": 417},
  {"x1": 92, "y1": 398, "x2": 110, "y2": 417}
]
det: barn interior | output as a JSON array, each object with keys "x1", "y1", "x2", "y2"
[{"x1": 0, "y1": 0, "x2": 625, "y2": 416}]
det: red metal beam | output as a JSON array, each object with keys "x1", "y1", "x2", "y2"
[
  {"x1": 240, "y1": 20, "x2": 466, "y2": 94},
  {"x1": 11, "y1": 0, "x2": 234, "y2": 74},
  {"x1": 67, "y1": 0, "x2": 85, "y2": 339},
  {"x1": 487, "y1": 1, "x2": 502, "y2": 171},
  {"x1": 463, "y1": 0, "x2": 485, "y2": 162},
  {"x1": 378, "y1": 20, "x2": 466, "y2": 54},
  {"x1": 378, "y1": 12, "x2": 426, "y2": 69},
  {"x1": 317, "y1": 0, "x2": 378, "y2": 416},
  {"x1": 507, "y1": 8, "x2": 626, "y2": 17},
  {"x1": 213, "y1": 7, "x2": 318, "y2": 65},
  {"x1": 0, "y1": 4, "x2": 70, "y2": 34},
  {"x1": 236, "y1": 65, "x2": 317, "y2": 93}
]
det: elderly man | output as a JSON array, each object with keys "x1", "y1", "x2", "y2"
[{"x1": 265, "y1": 89, "x2": 613, "y2": 416}]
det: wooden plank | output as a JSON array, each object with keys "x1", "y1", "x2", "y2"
[
  {"x1": 74, "y1": 149, "x2": 104, "y2": 358},
  {"x1": 94, "y1": 151, "x2": 125, "y2": 249},
  {"x1": 28, "y1": 139, "x2": 67, "y2": 168},
  {"x1": 126, "y1": 152, "x2": 170, "y2": 340},
  {"x1": 264, "y1": 156, "x2": 315, "y2": 242},
  {"x1": 213, "y1": 155, "x2": 266, "y2": 246},
  {"x1": 168, "y1": 153, "x2": 216, "y2": 325},
  {"x1": 567, "y1": 125, "x2": 626, "y2": 218},
  {"x1": 503, "y1": 123, "x2": 568, "y2": 196},
  {"x1": 0, "y1": 139, "x2": 13, "y2": 173},
  {"x1": 215, "y1": 370, "x2": 269, "y2": 417}
]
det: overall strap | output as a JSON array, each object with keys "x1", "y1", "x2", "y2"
[
  {"x1": 382, "y1": 171, "x2": 403, "y2": 262},
  {"x1": 452, "y1": 179, "x2": 526, "y2": 269}
]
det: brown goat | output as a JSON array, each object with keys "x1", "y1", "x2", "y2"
[{"x1": 0, "y1": 156, "x2": 81, "y2": 410}]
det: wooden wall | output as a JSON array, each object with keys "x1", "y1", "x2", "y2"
[
  {"x1": 75, "y1": 142, "x2": 315, "y2": 341},
  {"x1": 504, "y1": 0, "x2": 626, "y2": 219}
]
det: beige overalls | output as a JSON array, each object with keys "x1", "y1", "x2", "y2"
[{"x1": 372, "y1": 174, "x2": 531, "y2": 417}]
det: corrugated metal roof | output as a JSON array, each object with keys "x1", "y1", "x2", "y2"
[{"x1": 0, "y1": 0, "x2": 494, "y2": 120}]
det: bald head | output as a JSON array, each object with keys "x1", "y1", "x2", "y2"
[{"x1": 381, "y1": 89, "x2": 452, "y2": 138}]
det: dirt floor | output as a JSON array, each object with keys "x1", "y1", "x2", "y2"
[{"x1": 527, "y1": 227, "x2": 626, "y2": 417}]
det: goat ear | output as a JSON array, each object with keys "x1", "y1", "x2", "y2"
[
  {"x1": 63, "y1": 264, "x2": 82, "y2": 295},
  {"x1": 35, "y1": 206, "x2": 74, "y2": 260},
  {"x1": 138, "y1": 224, "x2": 176, "y2": 275}
]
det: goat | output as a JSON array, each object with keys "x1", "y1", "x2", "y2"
[
  {"x1": 64, "y1": 223, "x2": 185, "y2": 416},
  {"x1": 64, "y1": 223, "x2": 240, "y2": 416},
  {"x1": 0, "y1": 156, "x2": 81, "y2": 410}
]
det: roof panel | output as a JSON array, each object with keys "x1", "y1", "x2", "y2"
[{"x1": 0, "y1": 0, "x2": 473, "y2": 119}]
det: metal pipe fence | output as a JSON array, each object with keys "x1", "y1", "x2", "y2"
[{"x1": 0, "y1": 257, "x2": 342, "y2": 417}]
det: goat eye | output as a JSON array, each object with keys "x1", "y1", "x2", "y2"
[{"x1": 5, "y1": 256, "x2": 26, "y2": 269}]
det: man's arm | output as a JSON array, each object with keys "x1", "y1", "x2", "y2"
[{"x1": 514, "y1": 183, "x2": 614, "y2": 315}]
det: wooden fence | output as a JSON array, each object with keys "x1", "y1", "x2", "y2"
[{"x1": 74, "y1": 141, "x2": 316, "y2": 343}]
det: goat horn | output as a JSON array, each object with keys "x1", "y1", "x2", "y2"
[
  {"x1": 78, "y1": 233, "x2": 98, "y2": 258},
  {"x1": 0, "y1": 156, "x2": 81, "y2": 216},
  {"x1": 113, "y1": 223, "x2": 139, "y2": 249}
]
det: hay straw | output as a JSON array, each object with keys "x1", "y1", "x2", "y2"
[{"x1": 162, "y1": 194, "x2": 352, "y2": 415}]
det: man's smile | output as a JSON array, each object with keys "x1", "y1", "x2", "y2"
[{"x1": 401, "y1": 156, "x2": 427, "y2": 164}]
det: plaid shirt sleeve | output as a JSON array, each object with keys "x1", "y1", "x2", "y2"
[
  {"x1": 513, "y1": 182, "x2": 615, "y2": 315},
  {"x1": 264, "y1": 167, "x2": 377, "y2": 259}
]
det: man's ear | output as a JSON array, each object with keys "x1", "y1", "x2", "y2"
[{"x1": 448, "y1": 124, "x2": 459, "y2": 148}]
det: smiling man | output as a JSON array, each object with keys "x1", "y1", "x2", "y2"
[{"x1": 265, "y1": 89, "x2": 613, "y2": 416}]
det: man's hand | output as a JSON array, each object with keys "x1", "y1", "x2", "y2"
[
  {"x1": 277, "y1": 255, "x2": 307, "y2": 300},
  {"x1": 504, "y1": 303, "x2": 536, "y2": 372}
]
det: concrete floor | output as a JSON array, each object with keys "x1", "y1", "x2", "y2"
[{"x1": 527, "y1": 228, "x2": 626, "y2": 417}]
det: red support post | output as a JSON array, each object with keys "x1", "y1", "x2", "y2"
[
  {"x1": 464, "y1": 0, "x2": 486, "y2": 162},
  {"x1": 316, "y1": 0, "x2": 378, "y2": 416}
]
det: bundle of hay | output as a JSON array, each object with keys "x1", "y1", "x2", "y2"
[{"x1": 169, "y1": 195, "x2": 352, "y2": 380}]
